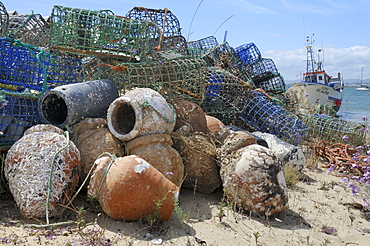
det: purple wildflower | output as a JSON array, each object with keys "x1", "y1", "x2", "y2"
[
  {"x1": 365, "y1": 128, "x2": 369, "y2": 133},
  {"x1": 1, "y1": 99, "x2": 8, "y2": 107},
  {"x1": 166, "y1": 171, "x2": 174, "y2": 175},
  {"x1": 342, "y1": 135, "x2": 350, "y2": 141},
  {"x1": 132, "y1": 48, "x2": 138, "y2": 54},
  {"x1": 362, "y1": 116, "x2": 368, "y2": 122},
  {"x1": 321, "y1": 226, "x2": 337, "y2": 235}
]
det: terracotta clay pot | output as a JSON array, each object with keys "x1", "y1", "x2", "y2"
[
  {"x1": 172, "y1": 131, "x2": 221, "y2": 194},
  {"x1": 107, "y1": 88, "x2": 176, "y2": 141},
  {"x1": 126, "y1": 133, "x2": 184, "y2": 187},
  {"x1": 170, "y1": 99, "x2": 208, "y2": 134},
  {"x1": 219, "y1": 144, "x2": 289, "y2": 217},
  {"x1": 88, "y1": 155, "x2": 179, "y2": 221},
  {"x1": 4, "y1": 125, "x2": 81, "y2": 219},
  {"x1": 205, "y1": 115, "x2": 225, "y2": 134},
  {"x1": 70, "y1": 118, "x2": 124, "y2": 184}
]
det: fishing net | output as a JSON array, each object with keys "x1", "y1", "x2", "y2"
[
  {"x1": 8, "y1": 13, "x2": 49, "y2": 47},
  {"x1": 235, "y1": 42, "x2": 261, "y2": 65},
  {"x1": 201, "y1": 42, "x2": 252, "y2": 84},
  {"x1": 200, "y1": 67, "x2": 252, "y2": 125},
  {"x1": 238, "y1": 91, "x2": 310, "y2": 146},
  {"x1": 83, "y1": 55, "x2": 207, "y2": 103},
  {"x1": 0, "y1": 38, "x2": 82, "y2": 148},
  {"x1": 246, "y1": 58, "x2": 279, "y2": 83},
  {"x1": 0, "y1": 1, "x2": 8, "y2": 37},
  {"x1": 187, "y1": 36, "x2": 219, "y2": 57},
  {"x1": 301, "y1": 114, "x2": 368, "y2": 146},
  {"x1": 49, "y1": 5, "x2": 160, "y2": 62},
  {"x1": 254, "y1": 74, "x2": 286, "y2": 94}
]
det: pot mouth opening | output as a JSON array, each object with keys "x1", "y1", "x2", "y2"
[
  {"x1": 112, "y1": 102, "x2": 136, "y2": 135},
  {"x1": 41, "y1": 93, "x2": 67, "y2": 125}
]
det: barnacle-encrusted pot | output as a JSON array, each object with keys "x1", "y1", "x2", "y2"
[
  {"x1": 107, "y1": 88, "x2": 176, "y2": 141},
  {"x1": 219, "y1": 144, "x2": 289, "y2": 217},
  {"x1": 126, "y1": 133, "x2": 184, "y2": 187},
  {"x1": 172, "y1": 128, "x2": 221, "y2": 194},
  {"x1": 4, "y1": 125, "x2": 81, "y2": 219},
  {"x1": 70, "y1": 118, "x2": 124, "y2": 184},
  {"x1": 87, "y1": 155, "x2": 179, "y2": 221},
  {"x1": 170, "y1": 99, "x2": 208, "y2": 134}
]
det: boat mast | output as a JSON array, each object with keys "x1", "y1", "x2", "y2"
[{"x1": 305, "y1": 35, "x2": 316, "y2": 82}]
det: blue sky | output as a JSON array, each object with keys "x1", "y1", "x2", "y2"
[{"x1": 2, "y1": 0, "x2": 370, "y2": 81}]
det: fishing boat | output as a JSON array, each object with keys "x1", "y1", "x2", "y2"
[
  {"x1": 355, "y1": 68, "x2": 369, "y2": 91},
  {"x1": 287, "y1": 35, "x2": 344, "y2": 112}
]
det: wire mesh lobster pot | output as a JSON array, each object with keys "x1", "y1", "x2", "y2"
[
  {"x1": 255, "y1": 74, "x2": 286, "y2": 94},
  {"x1": 0, "y1": 1, "x2": 8, "y2": 37},
  {"x1": 187, "y1": 36, "x2": 219, "y2": 57},
  {"x1": 200, "y1": 67, "x2": 252, "y2": 125},
  {"x1": 0, "y1": 38, "x2": 82, "y2": 148},
  {"x1": 238, "y1": 91, "x2": 309, "y2": 146},
  {"x1": 83, "y1": 56, "x2": 207, "y2": 103},
  {"x1": 246, "y1": 58, "x2": 279, "y2": 84},
  {"x1": 49, "y1": 5, "x2": 160, "y2": 62},
  {"x1": 201, "y1": 42, "x2": 252, "y2": 84},
  {"x1": 301, "y1": 114, "x2": 367, "y2": 146},
  {"x1": 235, "y1": 43, "x2": 261, "y2": 65},
  {"x1": 8, "y1": 13, "x2": 49, "y2": 47}
]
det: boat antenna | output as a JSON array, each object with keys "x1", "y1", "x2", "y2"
[
  {"x1": 213, "y1": 14, "x2": 234, "y2": 36},
  {"x1": 187, "y1": 0, "x2": 204, "y2": 41}
]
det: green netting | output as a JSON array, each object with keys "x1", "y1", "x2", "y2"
[
  {"x1": 49, "y1": 5, "x2": 160, "y2": 62},
  {"x1": 83, "y1": 56, "x2": 207, "y2": 103},
  {"x1": 200, "y1": 66, "x2": 252, "y2": 124},
  {"x1": 187, "y1": 36, "x2": 219, "y2": 57},
  {"x1": 8, "y1": 13, "x2": 49, "y2": 47},
  {"x1": 301, "y1": 114, "x2": 367, "y2": 146},
  {"x1": 126, "y1": 7, "x2": 182, "y2": 37},
  {"x1": 0, "y1": 1, "x2": 8, "y2": 37},
  {"x1": 201, "y1": 42, "x2": 252, "y2": 85}
]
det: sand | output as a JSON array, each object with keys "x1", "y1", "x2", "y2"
[{"x1": 1, "y1": 163, "x2": 370, "y2": 246}]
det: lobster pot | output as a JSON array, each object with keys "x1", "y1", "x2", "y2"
[
  {"x1": 85, "y1": 56, "x2": 207, "y2": 103},
  {"x1": 246, "y1": 58, "x2": 279, "y2": 83},
  {"x1": 159, "y1": 36, "x2": 189, "y2": 56},
  {"x1": 49, "y1": 5, "x2": 160, "y2": 62},
  {"x1": 126, "y1": 7, "x2": 182, "y2": 37},
  {"x1": 200, "y1": 67, "x2": 252, "y2": 125},
  {"x1": 301, "y1": 114, "x2": 367, "y2": 146},
  {"x1": 0, "y1": 38, "x2": 82, "y2": 92},
  {"x1": 0, "y1": 2, "x2": 8, "y2": 36},
  {"x1": 235, "y1": 43, "x2": 261, "y2": 65},
  {"x1": 187, "y1": 36, "x2": 219, "y2": 57},
  {"x1": 0, "y1": 95, "x2": 40, "y2": 149},
  {"x1": 202, "y1": 42, "x2": 252, "y2": 83},
  {"x1": 239, "y1": 91, "x2": 309, "y2": 146},
  {"x1": 8, "y1": 13, "x2": 49, "y2": 47},
  {"x1": 255, "y1": 74, "x2": 286, "y2": 94}
]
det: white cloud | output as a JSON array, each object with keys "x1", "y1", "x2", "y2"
[{"x1": 264, "y1": 46, "x2": 370, "y2": 81}]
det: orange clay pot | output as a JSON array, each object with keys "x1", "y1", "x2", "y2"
[
  {"x1": 88, "y1": 155, "x2": 179, "y2": 221},
  {"x1": 205, "y1": 115, "x2": 225, "y2": 134},
  {"x1": 126, "y1": 133, "x2": 184, "y2": 187},
  {"x1": 170, "y1": 99, "x2": 208, "y2": 134}
]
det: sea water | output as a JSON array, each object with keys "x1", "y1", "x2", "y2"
[{"x1": 337, "y1": 87, "x2": 370, "y2": 123}]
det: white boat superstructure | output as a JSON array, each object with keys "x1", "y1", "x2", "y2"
[{"x1": 287, "y1": 35, "x2": 343, "y2": 112}]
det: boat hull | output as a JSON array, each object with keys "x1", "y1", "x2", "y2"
[{"x1": 287, "y1": 82, "x2": 342, "y2": 112}]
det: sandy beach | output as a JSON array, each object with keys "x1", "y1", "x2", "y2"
[{"x1": 1, "y1": 156, "x2": 370, "y2": 246}]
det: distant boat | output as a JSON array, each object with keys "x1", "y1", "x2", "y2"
[
  {"x1": 355, "y1": 67, "x2": 370, "y2": 91},
  {"x1": 287, "y1": 35, "x2": 344, "y2": 112}
]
